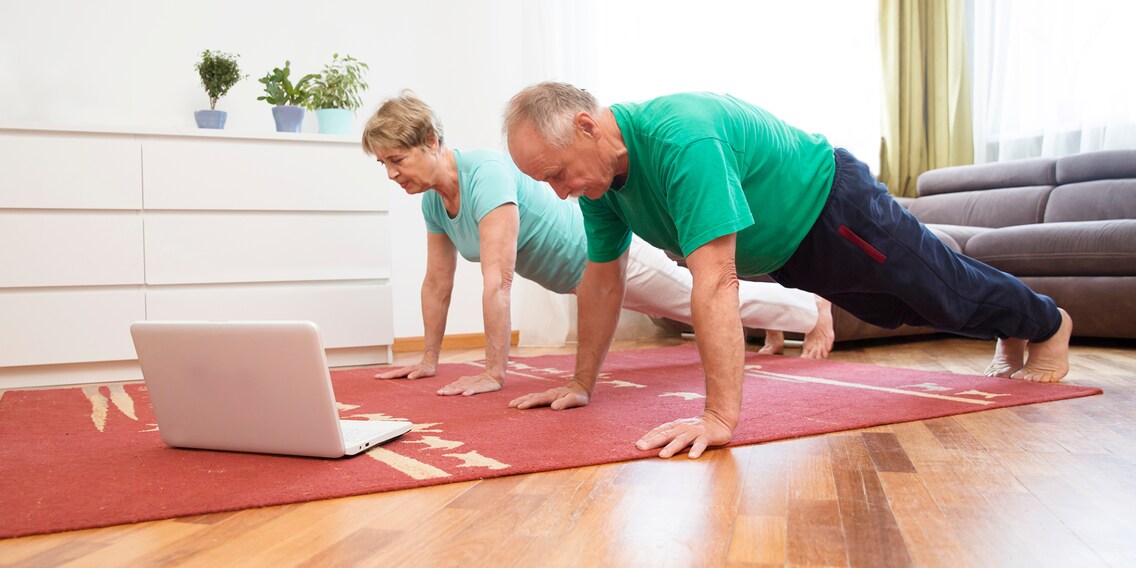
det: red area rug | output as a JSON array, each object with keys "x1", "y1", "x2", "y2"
[{"x1": 0, "y1": 344, "x2": 1102, "y2": 539}]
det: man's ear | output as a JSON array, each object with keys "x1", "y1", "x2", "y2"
[{"x1": 574, "y1": 111, "x2": 598, "y2": 139}]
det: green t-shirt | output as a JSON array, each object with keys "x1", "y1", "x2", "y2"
[
  {"x1": 580, "y1": 92, "x2": 835, "y2": 276},
  {"x1": 422, "y1": 149, "x2": 586, "y2": 293}
]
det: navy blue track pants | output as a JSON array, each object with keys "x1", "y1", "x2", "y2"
[{"x1": 769, "y1": 148, "x2": 1061, "y2": 342}]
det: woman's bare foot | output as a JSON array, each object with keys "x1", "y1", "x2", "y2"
[
  {"x1": 800, "y1": 296, "x2": 834, "y2": 359},
  {"x1": 437, "y1": 373, "x2": 504, "y2": 396},
  {"x1": 985, "y1": 338, "x2": 1026, "y2": 377},
  {"x1": 757, "y1": 330, "x2": 785, "y2": 355},
  {"x1": 1013, "y1": 308, "x2": 1073, "y2": 382}
]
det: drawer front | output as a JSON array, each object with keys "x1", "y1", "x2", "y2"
[
  {"x1": 0, "y1": 211, "x2": 144, "y2": 288},
  {"x1": 0, "y1": 132, "x2": 141, "y2": 209},
  {"x1": 0, "y1": 288, "x2": 145, "y2": 366},
  {"x1": 145, "y1": 282, "x2": 393, "y2": 348},
  {"x1": 143, "y1": 212, "x2": 390, "y2": 285},
  {"x1": 142, "y1": 137, "x2": 388, "y2": 212}
]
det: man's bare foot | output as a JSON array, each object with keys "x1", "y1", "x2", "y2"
[
  {"x1": 1012, "y1": 308, "x2": 1072, "y2": 382},
  {"x1": 757, "y1": 330, "x2": 784, "y2": 355},
  {"x1": 985, "y1": 337, "x2": 1026, "y2": 377},
  {"x1": 800, "y1": 296, "x2": 834, "y2": 359}
]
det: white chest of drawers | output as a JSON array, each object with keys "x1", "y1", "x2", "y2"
[{"x1": 0, "y1": 125, "x2": 393, "y2": 388}]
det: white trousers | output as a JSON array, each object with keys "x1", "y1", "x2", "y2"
[{"x1": 621, "y1": 236, "x2": 819, "y2": 333}]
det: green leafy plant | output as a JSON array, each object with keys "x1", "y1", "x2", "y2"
[
  {"x1": 195, "y1": 50, "x2": 245, "y2": 110},
  {"x1": 256, "y1": 61, "x2": 320, "y2": 107},
  {"x1": 308, "y1": 53, "x2": 370, "y2": 111}
]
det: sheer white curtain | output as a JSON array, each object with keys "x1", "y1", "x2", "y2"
[
  {"x1": 973, "y1": 0, "x2": 1136, "y2": 163},
  {"x1": 589, "y1": 0, "x2": 882, "y2": 171},
  {"x1": 514, "y1": 0, "x2": 599, "y2": 346}
]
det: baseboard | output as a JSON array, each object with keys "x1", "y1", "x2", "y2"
[
  {"x1": 0, "y1": 360, "x2": 142, "y2": 390},
  {"x1": 392, "y1": 331, "x2": 520, "y2": 353},
  {"x1": 0, "y1": 344, "x2": 398, "y2": 388}
]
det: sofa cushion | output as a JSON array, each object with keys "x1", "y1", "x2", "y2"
[
  {"x1": 1055, "y1": 149, "x2": 1136, "y2": 184},
  {"x1": 917, "y1": 157, "x2": 1056, "y2": 196},
  {"x1": 892, "y1": 195, "x2": 916, "y2": 209},
  {"x1": 924, "y1": 224, "x2": 991, "y2": 251},
  {"x1": 907, "y1": 185, "x2": 1053, "y2": 227},
  {"x1": 963, "y1": 220, "x2": 1136, "y2": 277},
  {"x1": 1044, "y1": 180, "x2": 1136, "y2": 222},
  {"x1": 925, "y1": 226, "x2": 960, "y2": 252}
]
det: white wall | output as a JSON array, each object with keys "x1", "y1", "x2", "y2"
[
  {"x1": 0, "y1": 1, "x2": 883, "y2": 342},
  {"x1": 0, "y1": 0, "x2": 528, "y2": 339},
  {"x1": 587, "y1": 0, "x2": 882, "y2": 172}
]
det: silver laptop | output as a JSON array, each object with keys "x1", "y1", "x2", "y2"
[{"x1": 130, "y1": 320, "x2": 411, "y2": 458}]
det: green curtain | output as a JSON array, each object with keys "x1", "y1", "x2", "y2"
[{"x1": 878, "y1": 0, "x2": 974, "y2": 197}]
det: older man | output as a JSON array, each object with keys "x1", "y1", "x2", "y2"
[{"x1": 503, "y1": 82, "x2": 1072, "y2": 459}]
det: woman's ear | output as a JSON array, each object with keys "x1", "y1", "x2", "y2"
[{"x1": 426, "y1": 134, "x2": 442, "y2": 153}]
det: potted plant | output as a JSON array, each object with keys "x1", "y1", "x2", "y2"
[
  {"x1": 307, "y1": 53, "x2": 370, "y2": 135},
  {"x1": 194, "y1": 50, "x2": 245, "y2": 129},
  {"x1": 257, "y1": 61, "x2": 319, "y2": 133}
]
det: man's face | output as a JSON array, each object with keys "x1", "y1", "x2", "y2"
[{"x1": 508, "y1": 119, "x2": 612, "y2": 201}]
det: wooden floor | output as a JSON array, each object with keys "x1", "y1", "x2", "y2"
[{"x1": 3, "y1": 334, "x2": 1136, "y2": 568}]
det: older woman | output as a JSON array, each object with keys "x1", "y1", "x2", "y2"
[{"x1": 363, "y1": 93, "x2": 833, "y2": 396}]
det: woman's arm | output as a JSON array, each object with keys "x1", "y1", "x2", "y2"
[
  {"x1": 435, "y1": 203, "x2": 521, "y2": 395},
  {"x1": 476, "y1": 204, "x2": 520, "y2": 381},
  {"x1": 420, "y1": 231, "x2": 460, "y2": 368},
  {"x1": 374, "y1": 231, "x2": 457, "y2": 379}
]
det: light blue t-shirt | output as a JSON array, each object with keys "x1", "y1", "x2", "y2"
[{"x1": 421, "y1": 149, "x2": 587, "y2": 293}]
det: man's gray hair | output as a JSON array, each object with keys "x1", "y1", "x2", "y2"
[{"x1": 503, "y1": 82, "x2": 600, "y2": 148}]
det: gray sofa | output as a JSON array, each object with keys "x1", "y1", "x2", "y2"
[
  {"x1": 663, "y1": 149, "x2": 1136, "y2": 342},
  {"x1": 832, "y1": 148, "x2": 1136, "y2": 341}
]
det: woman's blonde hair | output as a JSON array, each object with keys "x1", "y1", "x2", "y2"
[{"x1": 361, "y1": 90, "x2": 445, "y2": 155}]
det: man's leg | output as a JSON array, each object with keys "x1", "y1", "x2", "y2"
[{"x1": 771, "y1": 148, "x2": 1069, "y2": 381}]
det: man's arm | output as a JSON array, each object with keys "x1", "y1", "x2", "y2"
[
  {"x1": 636, "y1": 233, "x2": 743, "y2": 458},
  {"x1": 375, "y1": 232, "x2": 457, "y2": 380},
  {"x1": 436, "y1": 204, "x2": 520, "y2": 396},
  {"x1": 509, "y1": 248, "x2": 627, "y2": 410}
]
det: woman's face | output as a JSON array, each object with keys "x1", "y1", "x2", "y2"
[{"x1": 373, "y1": 142, "x2": 440, "y2": 195}]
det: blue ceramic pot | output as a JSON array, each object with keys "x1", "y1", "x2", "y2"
[
  {"x1": 271, "y1": 105, "x2": 305, "y2": 133},
  {"x1": 194, "y1": 110, "x2": 227, "y2": 129}
]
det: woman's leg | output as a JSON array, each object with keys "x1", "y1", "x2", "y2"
[{"x1": 622, "y1": 237, "x2": 833, "y2": 356}]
